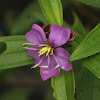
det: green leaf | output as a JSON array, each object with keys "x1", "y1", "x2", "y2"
[
  {"x1": 38, "y1": 0, "x2": 63, "y2": 26},
  {"x1": 71, "y1": 36, "x2": 100, "y2": 78},
  {"x1": 76, "y1": 68, "x2": 100, "y2": 100},
  {"x1": 70, "y1": 23, "x2": 100, "y2": 61},
  {"x1": 69, "y1": 24, "x2": 100, "y2": 77},
  {"x1": 82, "y1": 53, "x2": 100, "y2": 78},
  {"x1": 0, "y1": 36, "x2": 33, "y2": 69},
  {"x1": 78, "y1": 0, "x2": 100, "y2": 8},
  {"x1": 51, "y1": 70, "x2": 75, "y2": 100}
]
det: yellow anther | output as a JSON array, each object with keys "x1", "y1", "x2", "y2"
[
  {"x1": 50, "y1": 48, "x2": 54, "y2": 55},
  {"x1": 39, "y1": 44, "x2": 49, "y2": 47},
  {"x1": 38, "y1": 47, "x2": 48, "y2": 56},
  {"x1": 38, "y1": 44, "x2": 54, "y2": 56},
  {"x1": 46, "y1": 47, "x2": 51, "y2": 56},
  {"x1": 39, "y1": 47, "x2": 47, "y2": 53}
]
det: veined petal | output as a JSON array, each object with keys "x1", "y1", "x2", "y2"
[
  {"x1": 40, "y1": 67, "x2": 60, "y2": 81},
  {"x1": 54, "y1": 47, "x2": 70, "y2": 58},
  {"x1": 27, "y1": 46, "x2": 40, "y2": 59},
  {"x1": 39, "y1": 55, "x2": 48, "y2": 67},
  {"x1": 54, "y1": 47, "x2": 72, "y2": 71},
  {"x1": 61, "y1": 62, "x2": 72, "y2": 71},
  {"x1": 40, "y1": 55, "x2": 60, "y2": 80},
  {"x1": 49, "y1": 23, "x2": 71, "y2": 47},
  {"x1": 53, "y1": 68, "x2": 60, "y2": 77},
  {"x1": 31, "y1": 57, "x2": 43, "y2": 68},
  {"x1": 33, "y1": 55, "x2": 49, "y2": 69},
  {"x1": 49, "y1": 55, "x2": 58, "y2": 68},
  {"x1": 38, "y1": 55, "x2": 58, "y2": 68},
  {"x1": 25, "y1": 24, "x2": 47, "y2": 44}
]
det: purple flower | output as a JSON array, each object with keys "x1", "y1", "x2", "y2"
[{"x1": 23, "y1": 23, "x2": 72, "y2": 81}]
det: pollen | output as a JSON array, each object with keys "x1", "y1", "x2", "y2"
[{"x1": 38, "y1": 44, "x2": 54, "y2": 56}]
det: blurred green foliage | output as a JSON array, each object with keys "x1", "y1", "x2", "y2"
[
  {"x1": 1, "y1": 89, "x2": 29, "y2": 100},
  {"x1": 78, "y1": 0, "x2": 100, "y2": 8}
]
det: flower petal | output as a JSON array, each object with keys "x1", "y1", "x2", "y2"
[
  {"x1": 39, "y1": 55, "x2": 48, "y2": 67},
  {"x1": 54, "y1": 47, "x2": 72, "y2": 71},
  {"x1": 38, "y1": 55, "x2": 58, "y2": 68},
  {"x1": 32, "y1": 54, "x2": 55, "y2": 69},
  {"x1": 49, "y1": 55, "x2": 58, "y2": 68},
  {"x1": 61, "y1": 62, "x2": 72, "y2": 71},
  {"x1": 40, "y1": 67, "x2": 60, "y2": 81},
  {"x1": 27, "y1": 46, "x2": 40, "y2": 58},
  {"x1": 40, "y1": 55, "x2": 60, "y2": 80},
  {"x1": 25, "y1": 24, "x2": 47, "y2": 44},
  {"x1": 53, "y1": 68, "x2": 60, "y2": 77},
  {"x1": 49, "y1": 23, "x2": 71, "y2": 47}
]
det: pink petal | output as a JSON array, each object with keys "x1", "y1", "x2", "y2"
[
  {"x1": 54, "y1": 47, "x2": 72, "y2": 71},
  {"x1": 53, "y1": 68, "x2": 60, "y2": 77},
  {"x1": 39, "y1": 55, "x2": 58, "y2": 68},
  {"x1": 38, "y1": 55, "x2": 48, "y2": 67},
  {"x1": 49, "y1": 55, "x2": 58, "y2": 68},
  {"x1": 40, "y1": 67, "x2": 60, "y2": 81},
  {"x1": 25, "y1": 24, "x2": 47, "y2": 44},
  {"x1": 34, "y1": 55, "x2": 48, "y2": 68},
  {"x1": 27, "y1": 46, "x2": 40, "y2": 59},
  {"x1": 49, "y1": 23, "x2": 71, "y2": 47},
  {"x1": 39, "y1": 55, "x2": 60, "y2": 81}
]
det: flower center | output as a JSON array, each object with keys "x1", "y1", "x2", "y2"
[{"x1": 38, "y1": 44, "x2": 54, "y2": 56}]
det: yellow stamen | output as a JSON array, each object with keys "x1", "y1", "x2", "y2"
[
  {"x1": 39, "y1": 44, "x2": 49, "y2": 47},
  {"x1": 46, "y1": 47, "x2": 51, "y2": 56},
  {"x1": 50, "y1": 48, "x2": 54, "y2": 55},
  {"x1": 38, "y1": 47, "x2": 48, "y2": 56},
  {"x1": 54, "y1": 64, "x2": 60, "y2": 69},
  {"x1": 38, "y1": 44, "x2": 54, "y2": 56}
]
